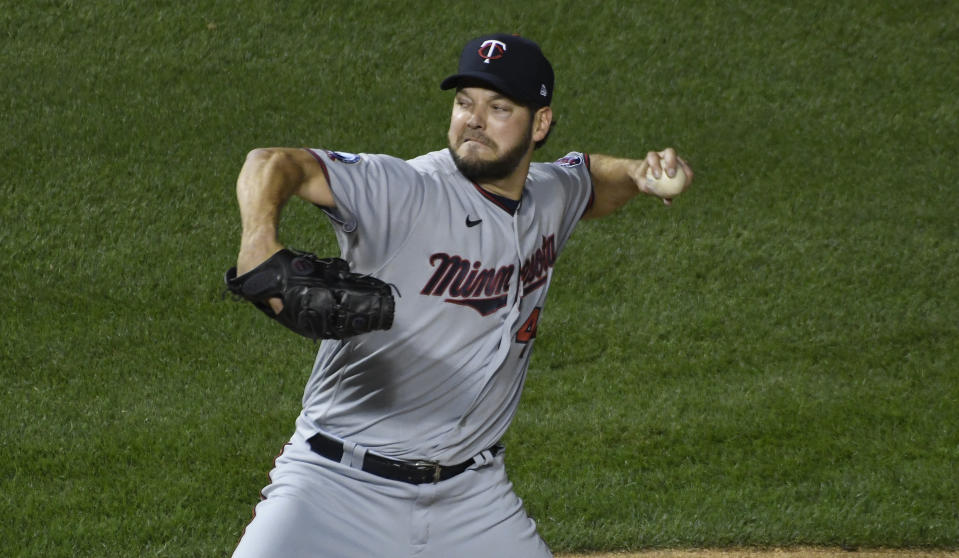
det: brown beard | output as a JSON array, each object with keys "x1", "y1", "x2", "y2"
[{"x1": 448, "y1": 123, "x2": 533, "y2": 183}]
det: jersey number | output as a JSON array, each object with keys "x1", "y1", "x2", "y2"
[{"x1": 516, "y1": 307, "x2": 542, "y2": 344}]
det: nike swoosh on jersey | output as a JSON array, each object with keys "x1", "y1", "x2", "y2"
[{"x1": 465, "y1": 215, "x2": 483, "y2": 227}]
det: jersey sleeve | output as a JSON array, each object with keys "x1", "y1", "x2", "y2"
[
  {"x1": 539, "y1": 151, "x2": 595, "y2": 248},
  {"x1": 305, "y1": 149, "x2": 426, "y2": 272}
]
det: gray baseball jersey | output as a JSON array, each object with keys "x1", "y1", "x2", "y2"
[{"x1": 294, "y1": 148, "x2": 593, "y2": 465}]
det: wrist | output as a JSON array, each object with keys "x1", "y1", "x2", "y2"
[
  {"x1": 237, "y1": 229, "x2": 283, "y2": 275},
  {"x1": 240, "y1": 222, "x2": 278, "y2": 244}
]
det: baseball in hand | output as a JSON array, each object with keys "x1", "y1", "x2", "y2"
[{"x1": 645, "y1": 165, "x2": 688, "y2": 198}]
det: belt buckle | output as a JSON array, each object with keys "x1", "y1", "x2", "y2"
[{"x1": 412, "y1": 460, "x2": 442, "y2": 483}]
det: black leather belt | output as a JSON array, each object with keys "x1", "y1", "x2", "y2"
[{"x1": 307, "y1": 432, "x2": 500, "y2": 485}]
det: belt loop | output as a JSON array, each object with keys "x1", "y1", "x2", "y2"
[
  {"x1": 350, "y1": 443, "x2": 367, "y2": 469},
  {"x1": 472, "y1": 448, "x2": 493, "y2": 468},
  {"x1": 340, "y1": 440, "x2": 358, "y2": 467}
]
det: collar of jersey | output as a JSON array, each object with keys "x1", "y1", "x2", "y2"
[{"x1": 471, "y1": 182, "x2": 520, "y2": 215}]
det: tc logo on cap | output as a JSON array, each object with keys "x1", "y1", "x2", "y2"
[{"x1": 478, "y1": 39, "x2": 507, "y2": 64}]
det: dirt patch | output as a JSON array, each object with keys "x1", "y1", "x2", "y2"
[{"x1": 558, "y1": 549, "x2": 958, "y2": 558}]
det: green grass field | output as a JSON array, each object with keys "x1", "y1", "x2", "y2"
[{"x1": 3, "y1": 1, "x2": 958, "y2": 556}]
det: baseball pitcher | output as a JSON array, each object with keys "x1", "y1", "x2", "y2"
[{"x1": 226, "y1": 33, "x2": 693, "y2": 558}]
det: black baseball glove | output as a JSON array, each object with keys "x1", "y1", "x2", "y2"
[{"x1": 224, "y1": 248, "x2": 395, "y2": 340}]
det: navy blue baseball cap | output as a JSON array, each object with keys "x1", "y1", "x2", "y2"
[{"x1": 441, "y1": 33, "x2": 554, "y2": 107}]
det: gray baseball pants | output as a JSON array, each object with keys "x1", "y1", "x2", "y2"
[{"x1": 232, "y1": 430, "x2": 551, "y2": 558}]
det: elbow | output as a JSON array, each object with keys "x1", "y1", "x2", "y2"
[
  {"x1": 240, "y1": 148, "x2": 297, "y2": 181},
  {"x1": 244, "y1": 147, "x2": 280, "y2": 168},
  {"x1": 236, "y1": 147, "x2": 317, "y2": 204},
  {"x1": 236, "y1": 148, "x2": 289, "y2": 197},
  {"x1": 240, "y1": 149, "x2": 271, "y2": 180}
]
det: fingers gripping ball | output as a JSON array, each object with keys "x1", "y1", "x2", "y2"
[
  {"x1": 225, "y1": 249, "x2": 395, "y2": 340},
  {"x1": 645, "y1": 164, "x2": 689, "y2": 198}
]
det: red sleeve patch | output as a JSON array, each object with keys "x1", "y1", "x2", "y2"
[{"x1": 553, "y1": 153, "x2": 584, "y2": 167}]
